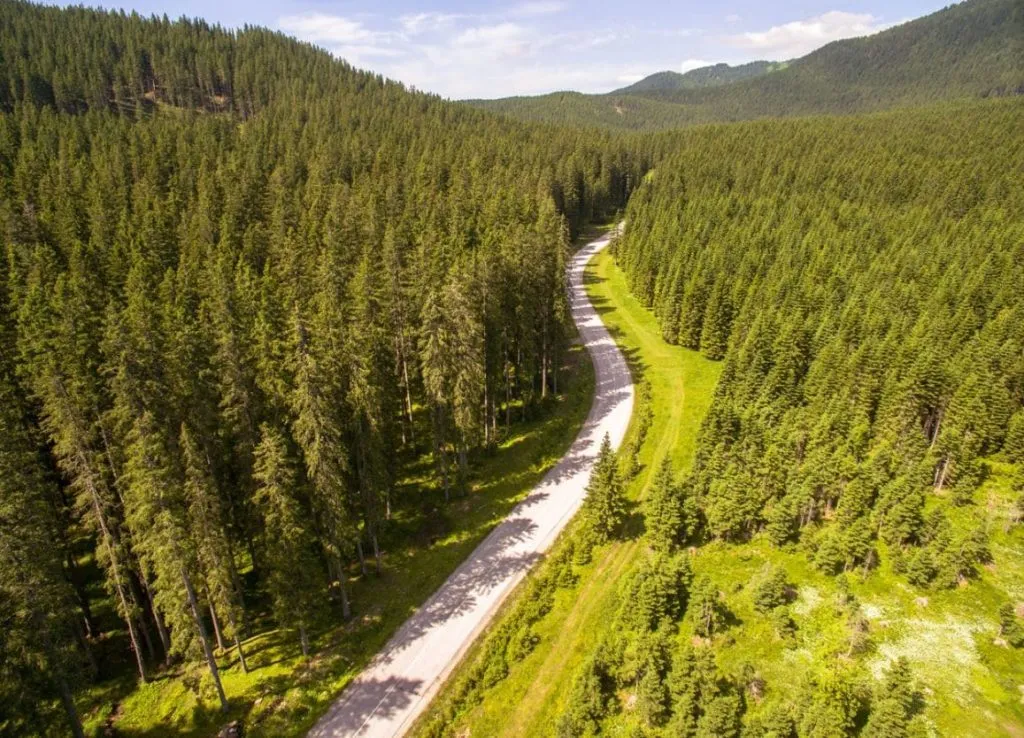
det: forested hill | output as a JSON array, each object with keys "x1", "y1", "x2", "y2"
[
  {"x1": 618, "y1": 96, "x2": 1024, "y2": 558},
  {"x1": 470, "y1": 0, "x2": 1023, "y2": 130},
  {"x1": 609, "y1": 61, "x2": 786, "y2": 95},
  {"x1": 0, "y1": 2, "x2": 653, "y2": 735}
]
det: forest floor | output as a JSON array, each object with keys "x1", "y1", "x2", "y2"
[
  {"x1": 413, "y1": 249, "x2": 1024, "y2": 738},
  {"x1": 74, "y1": 276, "x2": 599, "y2": 735}
]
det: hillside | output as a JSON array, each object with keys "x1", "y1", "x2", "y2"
[
  {"x1": 610, "y1": 61, "x2": 786, "y2": 95},
  {"x1": 0, "y1": 3, "x2": 652, "y2": 736},
  {"x1": 470, "y1": 0, "x2": 1024, "y2": 130}
]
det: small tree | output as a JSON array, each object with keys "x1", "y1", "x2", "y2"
[
  {"x1": 752, "y1": 563, "x2": 790, "y2": 614},
  {"x1": 645, "y1": 458, "x2": 683, "y2": 552},
  {"x1": 863, "y1": 658, "x2": 921, "y2": 738},
  {"x1": 582, "y1": 434, "x2": 627, "y2": 545},
  {"x1": 689, "y1": 576, "x2": 727, "y2": 638},
  {"x1": 999, "y1": 603, "x2": 1024, "y2": 647}
]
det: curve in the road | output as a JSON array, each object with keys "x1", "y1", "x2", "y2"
[{"x1": 308, "y1": 228, "x2": 634, "y2": 738}]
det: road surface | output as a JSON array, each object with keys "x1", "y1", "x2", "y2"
[{"x1": 308, "y1": 228, "x2": 634, "y2": 738}]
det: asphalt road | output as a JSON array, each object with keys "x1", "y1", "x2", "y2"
[{"x1": 308, "y1": 228, "x2": 634, "y2": 738}]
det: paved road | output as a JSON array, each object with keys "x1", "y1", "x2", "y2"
[{"x1": 308, "y1": 228, "x2": 634, "y2": 738}]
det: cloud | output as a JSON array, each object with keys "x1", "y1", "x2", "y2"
[
  {"x1": 277, "y1": 8, "x2": 674, "y2": 99},
  {"x1": 278, "y1": 13, "x2": 378, "y2": 45},
  {"x1": 399, "y1": 12, "x2": 466, "y2": 35},
  {"x1": 509, "y1": 1, "x2": 567, "y2": 17},
  {"x1": 724, "y1": 14, "x2": 741, "y2": 24},
  {"x1": 726, "y1": 11, "x2": 892, "y2": 59},
  {"x1": 680, "y1": 59, "x2": 712, "y2": 73}
]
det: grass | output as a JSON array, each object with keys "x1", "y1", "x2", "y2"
[
  {"x1": 75, "y1": 341, "x2": 596, "y2": 737},
  {"x1": 413, "y1": 248, "x2": 1024, "y2": 738}
]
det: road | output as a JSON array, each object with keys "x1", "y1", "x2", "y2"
[{"x1": 308, "y1": 228, "x2": 634, "y2": 738}]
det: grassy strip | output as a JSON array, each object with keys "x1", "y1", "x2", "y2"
[{"x1": 77, "y1": 342, "x2": 595, "y2": 738}]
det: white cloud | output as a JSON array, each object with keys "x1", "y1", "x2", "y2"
[
  {"x1": 726, "y1": 11, "x2": 892, "y2": 59},
  {"x1": 277, "y1": 8, "x2": 678, "y2": 99},
  {"x1": 509, "y1": 1, "x2": 567, "y2": 17},
  {"x1": 278, "y1": 13, "x2": 377, "y2": 45},
  {"x1": 617, "y1": 73, "x2": 644, "y2": 84},
  {"x1": 680, "y1": 58, "x2": 713, "y2": 73},
  {"x1": 399, "y1": 12, "x2": 466, "y2": 35}
]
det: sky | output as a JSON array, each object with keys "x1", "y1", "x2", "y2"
[{"x1": 55, "y1": 0, "x2": 952, "y2": 99}]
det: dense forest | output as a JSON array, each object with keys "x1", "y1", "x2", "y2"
[
  {"x1": 615, "y1": 98, "x2": 1024, "y2": 562},
  {"x1": 0, "y1": 3, "x2": 654, "y2": 735},
  {"x1": 472, "y1": 0, "x2": 1024, "y2": 130}
]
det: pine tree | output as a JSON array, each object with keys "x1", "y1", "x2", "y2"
[
  {"x1": 123, "y1": 412, "x2": 229, "y2": 712},
  {"x1": 689, "y1": 576, "x2": 726, "y2": 638},
  {"x1": 254, "y1": 423, "x2": 323, "y2": 656},
  {"x1": 0, "y1": 373, "x2": 86, "y2": 738},
  {"x1": 645, "y1": 458, "x2": 684, "y2": 553},
  {"x1": 751, "y1": 564, "x2": 790, "y2": 614},
  {"x1": 582, "y1": 435, "x2": 628, "y2": 544},
  {"x1": 181, "y1": 424, "x2": 249, "y2": 672}
]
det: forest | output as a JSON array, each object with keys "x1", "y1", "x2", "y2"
[{"x1": 0, "y1": 3, "x2": 654, "y2": 735}]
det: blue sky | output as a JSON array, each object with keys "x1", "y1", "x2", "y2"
[{"x1": 58, "y1": 0, "x2": 952, "y2": 98}]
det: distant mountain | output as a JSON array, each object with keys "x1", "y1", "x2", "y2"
[
  {"x1": 611, "y1": 61, "x2": 787, "y2": 95},
  {"x1": 469, "y1": 0, "x2": 1023, "y2": 130}
]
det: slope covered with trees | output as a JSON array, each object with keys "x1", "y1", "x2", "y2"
[
  {"x1": 471, "y1": 0, "x2": 1023, "y2": 130},
  {"x1": 610, "y1": 61, "x2": 786, "y2": 95},
  {"x1": 0, "y1": 2, "x2": 653, "y2": 735},
  {"x1": 615, "y1": 98, "x2": 1023, "y2": 558}
]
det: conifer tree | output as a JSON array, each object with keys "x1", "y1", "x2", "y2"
[
  {"x1": 0, "y1": 373, "x2": 86, "y2": 738},
  {"x1": 254, "y1": 423, "x2": 323, "y2": 656},
  {"x1": 123, "y1": 412, "x2": 229, "y2": 712},
  {"x1": 582, "y1": 434, "x2": 628, "y2": 545},
  {"x1": 645, "y1": 458, "x2": 684, "y2": 552}
]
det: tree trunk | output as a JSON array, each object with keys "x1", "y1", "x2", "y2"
[
  {"x1": 141, "y1": 577, "x2": 171, "y2": 658},
  {"x1": 87, "y1": 485, "x2": 148, "y2": 682},
  {"x1": 299, "y1": 624, "x2": 310, "y2": 658},
  {"x1": 210, "y1": 603, "x2": 226, "y2": 652},
  {"x1": 56, "y1": 669, "x2": 85, "y2": 738},
  {"x1": 181, "y1": 568, "x2": 229, "y2": 713},
  {"x1": 400, "y1": 338, "x2": 415, "y2": 446},
  {"x1": 356, "y1": 539, "x2": 367, "y2": 577},
  {"x1": 339, "y1": 576, "x2": 351, "y2": 619},
  {"x1": 226, "y1": 611, "x2": 249, "y2": 674},
  {"x1": 372, "y1": 533, "x2": 382, "y2": 576},
  {"x1": 541, "y1": 326, "x2": 548, "y2": 399}
]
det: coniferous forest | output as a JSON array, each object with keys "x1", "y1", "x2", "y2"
[
  {"x1": 2, "y1": 0, "x2": 1023, "y2": 736},
  {"x1": 0, "y1": 3, "x2": 653, "y2": 735}
]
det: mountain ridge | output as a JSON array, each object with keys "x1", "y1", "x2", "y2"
[{"x1": 467, "y1": 0, "x2": 1023, "y2": 130}]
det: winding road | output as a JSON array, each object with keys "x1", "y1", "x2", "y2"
[{"x1": 308, "y1": 228, "x2": 634, "y2": 738}]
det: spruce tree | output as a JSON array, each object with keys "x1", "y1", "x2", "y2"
[
  {"x1": 582, "y1": 434, "x2": 628, "y2": 544},
  {"x1": 254, "y1": 423, "x2": 323, "y2": 656},
  {"x1": 645, "y1": 458, "x2": 683, "y2": 553}
]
